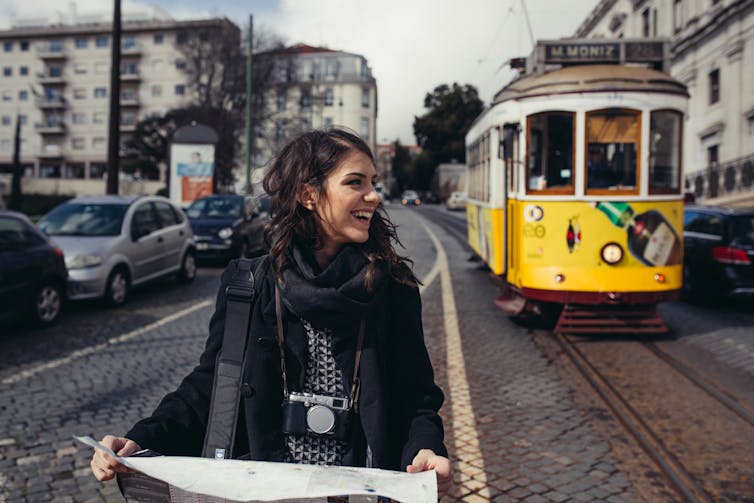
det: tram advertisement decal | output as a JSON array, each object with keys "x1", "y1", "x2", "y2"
[{"x1": 518, "y1": 200, "x2": 681, "y2": 268}]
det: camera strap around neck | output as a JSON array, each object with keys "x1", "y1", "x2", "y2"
[{"x1": 275, "y1": 286, "x2": 365, "y2": 412}]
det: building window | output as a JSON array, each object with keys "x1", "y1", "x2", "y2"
[
  {"x1": 324, "y1": 117, "x2": 333, "y2": 130},
  {"x1": 301, "y1": 118, "x2": 310, "y2": 131},
  {"x1": 74, "y1": 63, "x2": 87, "y2": 74},
  {"x1": 276, "y1": 89, "x2": 286, "y2": 112},
  {"x1": 95, "y1": 36, "x2": 108, "y2": 48},
  {"x1": 176, "y1": 32, "x2": 187, "y2": 45},
  {"x1": 361, "y1": 88, "x2": 370, "y2": 108},
  {"x1": 1, "y1": 90, "x2": 11, "y2": 101},
  {"x1": 324, "y1": 88, "x2": 334, "y2": 106},
  {"x1": 73, "y1": 87, "x2": 86, "y2": 99},
  {"x1": 18, "y1": 115, "x2": 26, "y2": 125},
  {"x1": 92, "y1": 137, "x2": 106, "y2": 149},
  {"x1": 174, "y1": 84, "x2": 185, "y2": 96},
  {"x1": 151, "y1": 85, "x2": 162, "y2": 97},
  {"x1": 1, "y1": 116, "x2": 10, "y2": 125},
  {"x1": 121, "y1": 89, "x2": 136, "y2": 101},
  {"x1": 94, "y1": 87, "x2": 107, "y2": 98},
  {"x1": 72, "y1": 112, "x2": 86, "y2": 124},
  {"x1": 708, "y1": 144, "x2": 719, "y2": 169},
  {"x1": 360, "y1": 117, "x2": 369, "y2": 140},
  {"x1": 18, "y1": 90, "x2": 28, "y2": 101},
  {"x1": 674, "y1": 0, "x2": 683, "y2": 33},
  {"x1": 300, "y1": 89, "x2": 311, "y2": 108},
  {"x1": 122, "y1": 36, "x2": 136, "y2": 49},
  {"x1": 709, "y1": 69, "x2": 720, "y2": 104},
  {"x1": 360, "y1": 59, "x2": 369, "y2": 77},
  {"x1": 75, "y1": 37, "x2": 88, "y2": 49},
  {"x1": 175, "y1": 60, "x2": 186, "y2": 70},
  {"x1": 20, "y1": 66, "x2": 28, "y2": 76},
  {"x1": 48, "y1": 65, "x2": 62, "y2": 77},
  {"x1": 325, "y1": 60, "x2": 337, "y2": 79},
  {"x1": 642, "y1": 8, "x2": 650, "y2": 37},
  {"x1": 93, "y1": 112, "x2": 106, "y2": 124},
  {"x1": 122, "y1": 61, "x2": 138, "y2": 75},
  {"x1": 20, "y1": 41, "x2": 29, "y2": 51},
  {"x1": 275, "y1": 119, "x2": 285, "y2": 142},
  {"x1": 3, "y1": 42, "x2": 12, "y2": 52},
  {"x1": 153, "y1": 33, "x2": 164, "y2": 44},
  {"x1": 0, "y1": 139, "x2": 10, "y2": 151},
  {"x1": 72, "y1": 137, "x2": 85, "y2": 149}
]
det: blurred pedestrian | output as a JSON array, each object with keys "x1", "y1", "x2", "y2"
[{"x1": 90, "y1": 128, "x2": 451, "y2": 499}]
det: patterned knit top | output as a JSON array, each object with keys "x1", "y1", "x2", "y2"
[{"x1": 284, "y1": 320, "x2": 347, "y2": 465}]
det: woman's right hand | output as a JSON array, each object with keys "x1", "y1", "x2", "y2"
[{"x1": 90, "y1": 435, "x2": 142, "y2": 481}]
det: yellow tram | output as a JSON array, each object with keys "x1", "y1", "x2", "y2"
[{"x1": 465, "y1": 39, "x2": 689, "y2": 333}]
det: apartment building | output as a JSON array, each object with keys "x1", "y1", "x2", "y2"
[
  {"x1": 253, "y1": 44, "x2": 378, "y2": 167},
  {"x1": 0, "y1": 13, "x2": 236, "y2": 195},
  {"x1": 575, "y1": 0, "x2": 754, "y2": 206}
]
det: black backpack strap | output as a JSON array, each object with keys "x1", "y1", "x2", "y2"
[{"x1": 202, "y1": 256, "x2": 267, "y2": 459}]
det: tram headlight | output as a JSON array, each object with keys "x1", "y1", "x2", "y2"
[{"x1": 601, "y1": 242, "x2": 624, "y2": 265}]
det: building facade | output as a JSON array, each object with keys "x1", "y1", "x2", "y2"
[
  {"x1": 0, "y1": 13, "x2": 236, "y2": 195},
  {"x1": 253, "y1": 44, "x2": 378, "y2": 168},
  {"x1": 575, "y1": 0, "x2": 754, "y2": 206}
]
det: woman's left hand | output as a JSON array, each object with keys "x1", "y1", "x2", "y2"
[{"x1": 406, "y1": 449, "x2": 452, "y2": 500}]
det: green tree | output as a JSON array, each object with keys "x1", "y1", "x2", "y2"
[
  {"x1": 390, "y1": 140, "x2": 412, "y2": 195},
  {"x1": 412, "y1": 83, "x2": 483, "y2": 182}
]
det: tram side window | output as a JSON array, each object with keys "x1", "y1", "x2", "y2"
[
  {"x1": 526, "y1": 112, "x2": 574, "y2": 193},
  {"x1": 649, "y1": 110, "x2": 682, "y2": 194},
  {"x1": 586, "y1": 108, "x2": 639, "y2": 192}
]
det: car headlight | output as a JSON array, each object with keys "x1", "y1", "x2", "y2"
[
  {"x1": 217, "y1": 227, "x2": 233, "y2": 239},
  {"x1": 601, "y1": 242, "x2": 624, "y2": 265},
  {"x1": 66, "y1": 253, "x2": 103, "y2": 269}
]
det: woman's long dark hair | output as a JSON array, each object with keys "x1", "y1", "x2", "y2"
[{"x1": 262, "y1": 129, "x2": 417, "y2": 288}]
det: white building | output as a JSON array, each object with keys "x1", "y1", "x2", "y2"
[
  {"x1": 575, "y1": 0, "x2": 754, "y2": 206},
  {"x1": 253, "y1": 44, "x2": 378, "y2": 167},
  {"x1": 0, "y1": 12, "x2": 237, "y2": 195}
]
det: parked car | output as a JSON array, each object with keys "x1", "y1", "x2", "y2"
[
  {"x1": 446, "y1": 191, "x2": 467, "y2": 211},
  {"x1": 682, "y1": 205, "x2": 754, "y2": 299},
  {"x1": 0, "y1": 210, "x2": 68, "y2": 326},
  {"x1": 401, "y1": 190, "x2": 422, "y2": 206},
  {"x1": 37, "y1": 195, "x2": 196, "y2": 306},
  {"x1": 186, "y1": 194, "x2": 268, "y2": 262}
]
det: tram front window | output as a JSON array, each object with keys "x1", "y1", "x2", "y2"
[
  {"x1": 649, "y1": 109, "x2": 682, "y2": 194},
  {"x1": 526, "y1": 111, "x2": 574, "y2": 193},
  {"x1": 586, "y1": 109, "x2": 639, "y2": 193}
]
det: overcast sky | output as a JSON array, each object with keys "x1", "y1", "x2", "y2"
[{"x1": 1, "y1": 0, "x2": 599, "y2": 144}]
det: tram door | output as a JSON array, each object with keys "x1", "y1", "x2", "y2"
[{"x1": 501, "y1": 123, "x2": 520, "y2": 277}]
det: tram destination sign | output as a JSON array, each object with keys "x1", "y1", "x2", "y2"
[{"x1": 542, "y1": 40, "x2": 665, "y2": 65}]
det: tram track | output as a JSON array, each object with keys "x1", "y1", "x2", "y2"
[{"x1": 549, "y1": 331, "x2": 754, "y2": 502}]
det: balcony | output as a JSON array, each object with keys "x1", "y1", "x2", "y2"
[
  {"x1": 120, "y1": 96, "x2": 141, "y2": 107},
  {"x1": 36, "y1": 72, "x2": 66, "y2": 85},
  {"x1": 685, "y1": 153, "x2": 754, "y2": 205},
  {"x1": 121, "y1": 42, "x2": 142, "y2": 56},
  {"x1": 120, "y1": 123, "x2": 137, "y2": 132},
  {"x1": 37, "y1": 145, "x2": 64, "y2": 159},
  {"x1": 36, "y1": 44, "x2": 67, "y2": 60},
  {"x1": 120, "y1": 72, "x2": 141, "y2": 82},
  {"x1": 35, "y1": 121, "x2": 67, "y2": 135},
  {"x1": 36, "y1": 96, "x2": 66, "y2": 109}
]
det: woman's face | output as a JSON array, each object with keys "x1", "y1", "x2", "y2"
[{"x1": 308, "y1": 150, "x2": 380, "y2": 255}]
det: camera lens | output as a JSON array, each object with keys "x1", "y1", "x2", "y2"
[{"x1": 306, "y1": 405, "x2": 336, "y2": 434}]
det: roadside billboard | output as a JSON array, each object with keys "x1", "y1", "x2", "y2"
[{"x1": 169, "y1": 143, "x2": 214, "y2": 207}]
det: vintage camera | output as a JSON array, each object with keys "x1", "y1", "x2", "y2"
[{"x1": 281, "y1": 392, "x2": 351, "y2": 441}]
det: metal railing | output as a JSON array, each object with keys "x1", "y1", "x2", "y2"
[{"x1": 685, "y1": 153, "x2": 754, "y2": 201}]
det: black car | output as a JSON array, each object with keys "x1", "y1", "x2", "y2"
[
  {"x1": 186, "y1": 194, "x2": 268, "y2": 262},
  {"x1": 682, "y1": 205, "x2": 754, "y2": 299},
  {"x1": 0, "y1": 210, "x2": 68, "y2": 326}
]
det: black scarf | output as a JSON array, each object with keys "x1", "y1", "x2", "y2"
[{"x1": 278, "y1": 243, "x2": 388, "y2": 331}]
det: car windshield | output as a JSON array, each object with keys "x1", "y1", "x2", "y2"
[
  {"x1": 39, "y1": 203, "x2": 128, "y2": 236},
  {"x1": 730, "y1": 216, "x2": 754, "y2": 245},
  {"x1": 187, "y1": 198, "x2": 242, "y2": 219}
]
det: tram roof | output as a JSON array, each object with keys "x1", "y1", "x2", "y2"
[{"x1": 492, "y1": 64, "x2": 688, "y2": 105}]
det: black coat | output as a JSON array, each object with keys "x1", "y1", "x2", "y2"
[{"x1": 126, "y1": 257, "x2": 447, "y2": 471}]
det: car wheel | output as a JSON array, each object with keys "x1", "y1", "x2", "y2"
[
  {"x1": 178, "y1": 251, "x2": 197, "y2": 283},
  {"x1": 32, "y1": 281, "x2": 63, "y2": 327},
  {"x1": 105, "y1": 267, "x2": 130, "y2": 307}
]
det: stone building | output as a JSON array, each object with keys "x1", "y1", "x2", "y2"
[
  {"x1": 575, "y1": 0, "x2": 754, "y2": 206},
  {"x1": 252, "y1": 44, "x2": 378, "y2": 168},
  {"x1": 0, "y1": 11, "x2": 239, "y2": 196}
]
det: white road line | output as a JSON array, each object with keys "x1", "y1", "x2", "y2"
[
  {"x1": 1, "y1": 299, "x2": 214, "y2": 386},
  {"x1": 416, "y1": 214, "x2": 488, "y2": 492}
]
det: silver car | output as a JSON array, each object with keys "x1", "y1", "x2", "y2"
[{"x1": 38, "y1": 195, "x2": 197, "y2": 306}]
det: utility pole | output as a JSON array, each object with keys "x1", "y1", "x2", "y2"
[
  {"x1": 244, "y1": 14, "x2": 253, "y2": 194},
  {"x1": 105, "y1": 0, "x2": 122, "y2": 194}
]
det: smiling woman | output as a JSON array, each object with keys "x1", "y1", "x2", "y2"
[{"x1": 91, "y1": 129, "x2": 452, "y2": 500}]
